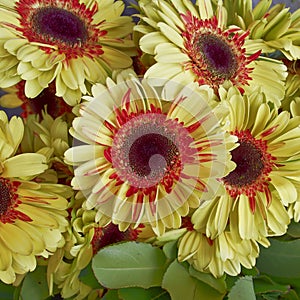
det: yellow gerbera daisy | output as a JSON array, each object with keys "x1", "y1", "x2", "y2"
[
  {"x1": 192, "y1": 86, "x2": 300, "y2": 242},
  {"x1": 135, "y1": 0, "x2": 287, "y2": 106},
  {"x1": 0, "y1": 0, "x2": 135, "y2": 106},
  {"x1": 0, "y1": 111, "x2": 72, "y2": 284},
  {"x1": 65, "y1": 75, "x2": 236, "y2": 235},
  {"x1": 177, "y1": 218, "x2": 262, "y2": 278}
]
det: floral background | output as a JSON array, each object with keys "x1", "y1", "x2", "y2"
[{"x1": 0, "y1": 0, "x2": 299, "y2": 299}]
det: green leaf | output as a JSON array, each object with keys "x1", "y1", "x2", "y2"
[
  {"x1": 225, "y1": 275, "x2": 239, "y2": 291},
  {"x1": 0, "y1": 281, "x2": 16, "y2": 300},
  {"x1": 13, "y1": 285, "x2": 22, "y2": 300},
  {"x1": 256, "y1": 238, "x2": 300, "y2": 278},
  {"x1": 146, "y1": 287, "x2": 170, "y2": 300},
  {"x1": 259, "y1": 292, "x2": 282, "y2": 300},
  {"x1": 92, "y1": 242, "x2": 168, "y2": 289},
  {"x1": 189, "y1": 266, "x2": 227, "y2": 294},
  {"x1": 241, "y1": 266, "x2": 259, "y2": 277},
  {"x1": 79, "y1": 261, "x2": 102, "y2": 289},
  {"x1": 162, "y1": 240, "x2": 177, "y2": 260},
  {"x1": 227, "y1": 276, "x2": 256, "y2": 300},
  {"x1": 254, "y1": 275, "x2": 289, "y2": 294},
  {"x1": 162, "y1": 260, "x2": 224, "y2": 300},
  {"x1": 20, "y1": 266, "x2": 49, "y2": 300},
  {"x1": 287, "y1": 221, "x2": 300, "y2": 238},
  {"x1": 281, "y1": 289, "x2": 300, "y2": 300},
  {"x1": 103, "y1": 290, "x2": 121, "y2": 300},
  {"x1": 118, "y1": 287, "x2": 170, "y2": 300},
  {"x1": 264, "y1": 276, "x2": 300, "y2": 297},
  {"x1": 119, "y1": 287, "x2": 150, "y2": 300}
]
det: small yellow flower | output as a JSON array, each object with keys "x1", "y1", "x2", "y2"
[
  {"x1": 243, "y1": 2, "x2": 300, "y2": 60},
  {"x1": 178, "y1": 224, "x2": 262, "y2": 278}
]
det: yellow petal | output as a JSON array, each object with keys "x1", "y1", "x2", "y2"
[
  {"x1": 61, "y1": 87, "x2": 81, "y2": 106},
  {"x1": 0, "y1": 242, "x2": 12, "y2": 271},
  {"x1": 2, "y1": 153, "x2": 47, "y2": 178},
  {"x1": 101, "y1": 46, "x2": 133, "y2": 69},
  {"x1": 269, "y1": 174, "x2": 298, "y2": 205},
  {"x1": 155, "y1": 43, "x2": 189, "y2": 63},
  {"x1": 13, "y1": 253, "x2": 36, "y2": 273},
  {"x1": 0, "y1": 266, "x2": 16, "y2": 284},
  {"x1": 0, "y1": 223, "x2": 33, "y2": 255},
  {"x1": 157, "y1": 22, "x2": 184, "y2": 48},
  {"x1": 17, "y1": 204, "x2": 58, "y2": 228},
  {"x1": 24, "y1": 78, "x2": 44, "y2": 98},
  {"x1": 140, "y1": 32, "x2": 169, "y2": 55},
  {"x1": 238, "y1": 195, "x2": 255, "y2": 239},
  {"x1": 14, "y1": 220, "x2": 45, "y2": 254}
]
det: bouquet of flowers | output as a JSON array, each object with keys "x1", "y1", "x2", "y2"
[{"x1": 0, "y1": 0, "x2": 299, "y2": 299}]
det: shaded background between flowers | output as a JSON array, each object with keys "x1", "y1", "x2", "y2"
[{"x1": 0, "y1": 0, "x2": 300, "y2": 300}]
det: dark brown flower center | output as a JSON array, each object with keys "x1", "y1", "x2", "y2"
[
  {"x1": 197, "y1": 34, "x2": 238, "y2": 79},
  {"x1": 129, "y1": 133, "x2": 179, "y2": 177},
  {"x1": 223, "y1": 140, "x2": 264, "y2": 187},
  {"x1": 0, "y1": 180, "x2": 13, "y2": 216},
  {"x1": 92, "y1": 224, "x2": 138, "y2": 255},
  {"x1": 111, "y1": 113, "x2": 185, "y2": 189},
  {"x1": 32, "y1": 7, "x2": 88, "y2": 45},
  {"x1": 24, "y1": 83, "x2": 72, "y2": 118}
]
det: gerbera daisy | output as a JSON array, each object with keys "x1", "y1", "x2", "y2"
[
  {"x1": 192, "y1": 86, "x2": 300, "y2": 243},
  {"x1": 65, "y1": 75, "x2": 236, "y2": 235},
  {"x1": 0, "y1": 111, "x2": 72, "y2": 284},
  {"x1": 177, "y1": 217, "x2": 262, "y2": 278},
  {"x1": 0, "y1": 0, "x2": 135, "y2": 106},
  {"x1": 135, "y1": 0, "x2": 287, "y2": 106}
]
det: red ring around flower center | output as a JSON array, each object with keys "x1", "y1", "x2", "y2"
[
  {"x1": 16, "y1": 0, "x2": 106, "y2": 59},
  {"x1": 111, "y1": 113, "x2": 187, "y2": 189},
  {"x1": 0, "y1": 178, "x2": 30, "y2": 224},
  {"x1": 181, "y1": 13, "x2": 261, "y2": 92}
]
